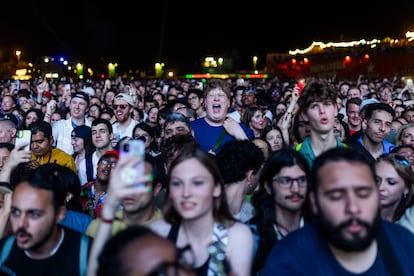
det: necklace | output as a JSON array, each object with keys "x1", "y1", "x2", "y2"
[{"x1": 24, "y1": 228, "x2": 65, "y2": 259}]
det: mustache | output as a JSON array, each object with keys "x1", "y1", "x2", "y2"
[
  {"x1": 15, "y1": 227, "x2": 31, "y2": 237},
  {"x1": 337, "y1": 217, "x2": 370, "y2": 230},
  {"x1": 286, "y1": 193, "x2": 305, "y2": 199}
]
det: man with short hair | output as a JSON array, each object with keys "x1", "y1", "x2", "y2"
[
  {"x1": 264, "y1": 147, "x2": 414, "y2": 275},
  {"x1": 91, "y1": 118, "x2": 115, "y2": 177},
  {"x1": 85, "y1": 154, "x2": 164, "y2": 237},
  {"x1": 191, "y1": 79, "x2": 253, "y2": 155},
  {"x1": 296, "y1": 80, "x2": 346, "y2": 168},
  {"x1": 80, "y1": 150, "x2": 118, "y2": 219},
  {"x1": 1, "y1": 95, "x2": 16, "y2": 115},
  {"x1": 216, "y1": 139, "x2": 264, "y2": 222},
  {"x1": 29, "y1": 120, "x2": 77, "y2": 173},
  {"x1": 0, "y1": 165, "x2": 92, "y2": 275},
  {"x1": 0, "y1": 114, "x2": 18, "y2": 144},
  {"x1": 345, "y1": 97, "x2": 362, "y2": 136},
  {"x1": 51, "y1": 91, "x2": 91, "y2": 155},
  {"x1": 163, "y1": 112, "x2": 193, "y2": 140},
  {"x1": 112, "y1": 93, "x2": 138, "y2": 141},
  {"x1": 346, "y1": 102, "x2": 395, "y2": 164}
]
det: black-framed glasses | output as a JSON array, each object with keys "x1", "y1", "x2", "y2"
[
  {"x1": 394, "y1": 154, "x2": 411, "y2": 167},
  {"x1": 133, "y1": 134, "x2": 151, "y2": 142},
  {"x1": 272, "y1": 175, "x2": 307, "y2": 189},
  {"x1": 100, "y1": 158, "x2": 117, "y2": 168},
  {"x1": 113, "y1": 104, "x2": 128, "y2": 110},
  {"x1": 397, "y1": 152, "x2": 414, "y2": 159}
]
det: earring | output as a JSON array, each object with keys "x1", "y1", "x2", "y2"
[{"x1": 403, "y1": 193, "x2": 408, "y2": 199}]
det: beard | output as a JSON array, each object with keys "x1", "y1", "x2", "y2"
[{"x1": 316, "y1": 210, "x2": 380, "y2": 252}]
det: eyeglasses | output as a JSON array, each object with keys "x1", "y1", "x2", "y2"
[
  {"x1": 206, "y1": 92, "x2": 227, "y2": 98},
  {"x1": 397, "y1": 152, "x2": 414, "y2": 159},
  {"x1": 394, "y1": 154, "x2": 411, "y2": 167},
  {"x1": 100, "y1": 158, "x2": 117, "y2": 168},
  {"x1": 272, "y1": 176, "x2": 307, "y2": 189},
  {"x1": 133, "y1": 134, "x2": 150, "y2": 142},
  {"x1": 113, "y1": 104, "x2": 128, "y2": 110}
]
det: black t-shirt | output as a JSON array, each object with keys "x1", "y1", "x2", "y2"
[{"x1": 0, "y1": 226, "x2": 92, "y2": 276}]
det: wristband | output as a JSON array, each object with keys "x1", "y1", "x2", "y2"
[{"x1": 101, "y1": 217, "x2": 114, "y2": 224}]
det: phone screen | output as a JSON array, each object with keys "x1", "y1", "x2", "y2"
[
  {"x1": 297, "y1": 79, "x2": 305, "y2": 95},
  {"x1": 119, "y1": 139, "x2": 145, "y2": 186},
  {"x1": 15, "y1": 130, "x2": 31, "y2": 151}
]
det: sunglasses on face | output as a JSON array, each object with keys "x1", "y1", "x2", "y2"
[{"x1": 113, "y1": 104, "x2": 128, "y2": 110}]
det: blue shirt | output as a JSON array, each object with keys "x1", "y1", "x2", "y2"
[
  {"x1": 191, "y1": 117, "x2": 254, "y2": 154},
  {"x1": 264, "y1": 220, "x2": 414, "y2": 275}
]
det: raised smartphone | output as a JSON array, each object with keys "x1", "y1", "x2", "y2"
[
  {"x1": 15, "y1": 130, "x2": 31, "y2": 151},
  {"x1": 119, "y1": 139, "x2": 145, "y2": 186},
  {"x1": 297, "y1": 79, "x2": 305, "y2": 95}
]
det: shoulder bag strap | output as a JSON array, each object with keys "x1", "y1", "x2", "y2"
[
  {"x1": 0, "y1": 236, "x2": 15, "y2": 266},
  {"x1": 209, "y1": 130, "x2": 227, "y2": 154},
  {"x1": 79, "y1": 235, "x2": 89, "y2": 276}
]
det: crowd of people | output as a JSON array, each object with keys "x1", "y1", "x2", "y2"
[{"x1": 0, "y1": 75, "x2": 414, "y2": 275}]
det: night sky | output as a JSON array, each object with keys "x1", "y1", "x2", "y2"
[{"x1": 2, "y1": 1, "x2": 413, "y2": 74}]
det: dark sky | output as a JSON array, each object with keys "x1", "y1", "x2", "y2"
[{"x1": 2, "y1": 1, "x2": 413, "y2": 74}]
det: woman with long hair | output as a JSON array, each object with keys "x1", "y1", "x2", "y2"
[
  {"x1": 375, "y1": 153, "x2": 414, "y2": 222},
  {"x1": 150, "y1": 147, "x2": 254, "y2": 276},
  {"x1": 71, "y1": 125, "x2": 96, "y2": 186}
]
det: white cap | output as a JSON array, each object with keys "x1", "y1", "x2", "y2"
[{"x1": 359, "y1": 98, "x2": 379, "y2": 113}]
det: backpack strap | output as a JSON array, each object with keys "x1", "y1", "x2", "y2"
[
  {"x1": 208, "y1": 131, "x2": 227, "y2": 155},
  {"x1": 0, "y1": 236, "x2": 15, "y2": 266},
  {"x1": 79, "y1": 235, "x2": 89, "y2": 276},
  {"x1": 85, "y1": 154, "x2": 94, "y2": 183}
]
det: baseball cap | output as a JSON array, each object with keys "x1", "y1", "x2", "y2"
[
  {"x1": 99, "y1": 150, "x2": 119, "y2": 163},
  {"x1": 72, "y1": 91, "x2": 90, "y2": 105},
  {"x1": 244, "y1": 87, "x2": 257, "y2": 95},
  {"x1": 113, "y1": 93, "x2": 134, "y2": 106},
  {"x1": 81, "y1": 86, "x2": 95, "y2": 97},
  {"x1": 43, "y1": 91, "x2": 52, "y2": 99},
  {"x1": 0, "y1": 114, "x2": 18, "y2": 127},
  {"x1": 0, "y1": 182, "x2": 12, "y2": 193},
  {"x1": 72, "y1": 125, "x2": 92, "y2": 139},
  {"x1": 359, "y1": 98, "x2": 380, "y2": 113}
]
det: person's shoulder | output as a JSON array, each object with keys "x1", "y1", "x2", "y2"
[
  {"x1": 52, "y1": 118, "x2": 65, "y2": 128},
  {"x1": 86, "y1": 217, "x2": 127, "y2": 238},
  {"x1": 381, "y1": 219, "x2": 414, "y2": 237},
  {"x1": 191, "y1": 117, "x2": 205, "y2": 126},
  {"x1": 52, "y1": 147, "x2": 73, "y2": 157},
  {"x1": 62, "y1": 225, "x2": 91, "y2": 240},
  {"x1": 397, "y1": 205, "x2": 414, "y2": 235},
  {"x1": 263, "y1": 223, "x2": 321, "y2": 274},
  {"x1": 148, "y1": 217, "x2": 171, "y2": 237},
  {"x1": 274, "y1": 221, "x2": 317, "y2": 249}
]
